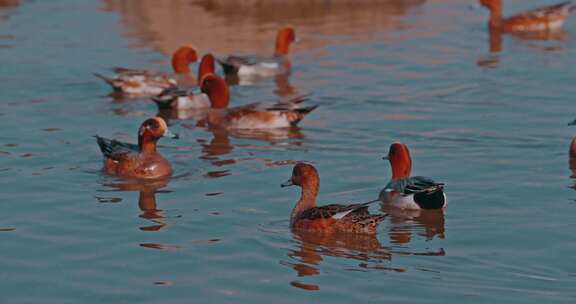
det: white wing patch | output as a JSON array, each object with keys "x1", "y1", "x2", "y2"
[{"x1": 331, "y1": 209, "x2": 355, "y2": 220}]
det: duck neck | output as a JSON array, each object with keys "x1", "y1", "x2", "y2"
[
  {"x1": 487, "y1": 4, "x2": 503, "y2": 29},
  {"x1": 290, "y1": 180, "x2": 319, "y2": 224},
  {"x1": 274, "y1": 35, "x2": 291, "y2": 57},
  {"x1": 139, "y1": 134, "x2": 158, "y2": 154},
  {"x1": 391, "y1": 161, "x2": 411, "y2": 181}
]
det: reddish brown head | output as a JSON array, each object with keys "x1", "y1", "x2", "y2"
[
  {"x1": 281, "y1": 163, "x2": 319, "y2": 189},
  {"x1": 479, "y1": 0, "x2": 500, "y2": 9},
  {"x1": 171, "y1": 45, "x2": 198, "y2": 74},
  {"x1": 197, "y1": 53, "x2": 215, "y2": 82},
  {"x1": 384, "y1": 142, "x2": 412, "y2": 180},
  {"x1": 138, "y1": 117, "x2": 177, "y2": 153},
  {"x1": 200, "y1": 73, "x2": 230, "y2": 109},
  {"x1": 274, "y1": 26, "x2": 296, "y2": 56}
]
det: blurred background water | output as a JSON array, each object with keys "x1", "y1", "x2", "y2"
[{"x1": 1, "y1": 0, "x2": 576, "y2": 302}]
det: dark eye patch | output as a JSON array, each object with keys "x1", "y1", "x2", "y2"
[{"x1": 147, "y1": 119, "x2": 160, "y2": 129}]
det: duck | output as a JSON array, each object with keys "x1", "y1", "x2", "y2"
[
  {"x1": 95, "y1": 117, "x2": 177, "y2": 179},
  {"x1": 479, "y1": 0, "x2": 575, "y2": 32},
  {"x1": 379, "y1": 143, "x2": 447, "y2": 210},
  {"x1": 199, "y1": 73, "x2": 317, "y2": 129},
  {"x1": 151, "y1": 53, "x2": 216, "y2": 110},
  {"x1": 95, "y1": 45, "x2": 198, "y2": 96},
  {"x1": 217, "y1": 26, "x2": 295, "y2": 78},
  {"x1": 282, "y1": 163, "x2": 386, "y2": 234}
]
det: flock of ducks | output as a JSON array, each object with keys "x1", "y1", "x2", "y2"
[{"x1": 94, "y1": 0, "x2": 575, "y2": 235}]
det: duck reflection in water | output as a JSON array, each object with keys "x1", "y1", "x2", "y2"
[
  {"x1": 286, "y1": 230, "x2": 396, "y2": 291},
  {"x1": 478, "y1": 27, "x2": 568, "y2": 68},
  {"x1": 199, "y1": 126, "x2": 304, "y2": 178},
  {"x1": 382, "y1": 206, "x2": 445, "y2": 249},
  {"x1": 99, "y1": 178, "x2": 171, "y2": 232},
  {"x1": 569, "y1": 137, "x2": 576, "y2": 178}
]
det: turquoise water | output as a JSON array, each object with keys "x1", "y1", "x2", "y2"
[{"x1": 1, "y1": 0, "x2": 576, "y2": 302}]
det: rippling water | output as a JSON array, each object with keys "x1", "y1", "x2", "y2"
[{"x1": 1, "y1": 0, "x2": 576, "y2": 303}]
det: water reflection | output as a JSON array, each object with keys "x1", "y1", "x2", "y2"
[
  {"x1": 383, "y1": 206, "x2": 445, "y2": 246},
  {"x1": 286, "y1": 230, "x2": 394, "y2": 291},
  {"x1": 101, "y1": 0, "x2": 426, "y2": 55},
  {"x1": 569, "y1": 137, "x2": 576, "y2": 178},
  {"x1": 478, "y1": 28, "x2": 568, "y2": 68},
  {"x1": 198, "y1": 127, "x2": 304, "y2": 178},
  {"x1": 98, "y1": 178, "x2": 172, "y2": 231}
]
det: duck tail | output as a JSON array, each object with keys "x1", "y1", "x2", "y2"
[
  {"x1": 94, "y1": 73, "x2": 116, "y2": 87},
  {"x1": 94, "y1": 135, "x2": 113, "y2": 157},
  {"x1": 287, "y1": 105, "x2": 319, "y2": 125},
  {"x1": 285, "y1": 93, "x2": 312, "y2": 105},
  {"x1": 216, "y1": 57, "x2": 239, "y2": 75},
  {"x1": 295, "y1": 104, "x2": 319, "y2": 115}
]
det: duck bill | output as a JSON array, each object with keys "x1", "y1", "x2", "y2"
[
  {"x1": 163, "y1": 129, "x2": 179, "y2": 139},
  {"x1": 281, "y1": 179, "x2": 294, "y2": 188},
  {"x1": 382, "y1": 156, "x2": 389, "y2": 160}
]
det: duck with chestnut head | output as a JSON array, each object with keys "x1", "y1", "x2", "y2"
[
  {"x1": 282, "y1": 163, "x2": 385, "y2": 234},
  {"x1": 479, "y1": 0, "x2": 575, "y2": 33},
  {"x1": 95, "y1": 45, "x2": 199, "y2": 96},
  {"x1": 379, "y1": 142, "x2": 447, "y2": 210},
  {"x1": 95, "y1": 117, "x2": 178, "y2": 179},
  {"x1": 217, "y1": 26, "x2": 296, "y2": 81}
]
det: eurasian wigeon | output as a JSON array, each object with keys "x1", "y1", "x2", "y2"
[
  {"x1": 479, "y1": 0, "x2": 575, "y2": 32},
  {"x1": 199, "y1": 73, "x2": 317, "y2": 129},
  {"x1": 379, "y1": 143, "x2": 447, "y2": 210},
  {"x1": 95, "y1": 117, "x2": 177, "y2": 179},
  {"x1": 282, "y1": 163, "x2": 386, "y2": 234},
  {"x1": 95, "y1": 45, "x2": 198, "y2": 96},
  {"x1": 217, "y1": 26, "x2": 295, "y2": 78},
  {"x1": 151, "y1": 54, "x2": 216, "y2": 110}
]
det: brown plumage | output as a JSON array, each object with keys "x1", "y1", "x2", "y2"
[
  {"x1": 199, "y1": 73, "x2": 317, "y2": 129},
  {"x1": 479, "y1": 0, "x2": 575, "y2": 32},
  {"x1": 282, "y1": 163, "x2": 386, "y2": 234},
  {"x1": 95, "y1": 117, "x2": 177, "y2": 179}
]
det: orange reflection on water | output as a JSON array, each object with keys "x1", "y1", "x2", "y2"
[
  {"x1": 383, "y1": 206, "x2": 445, "y2": 246},
  {"x1": 101, "y1": 0, "x2": 426, "y2": 56},
  {"x1": 286, "y1": 229, "x2": 394, "y2": 291},
  {"x1": 478, "y1": 28, "x2": 568, "y2": 68},
  {"x1": 100, "y1": 177, "x2": 171, "y2": 231}
]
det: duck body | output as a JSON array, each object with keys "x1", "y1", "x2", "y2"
[
  {"x1": 217, "y1": 26, "x2": 295, "y2": 79},
  {"x1": 96, "y1": 45, "x2": 198, "y2": 96},
  {"x1": 379, "y1": 176, "x2": 446, "y2": 210},
  {"x1": 96, "y1": 136, "x2": 172, "y2": 179},
  {"x1": 95, "y1": 68, "x2": 177, "y2": 96},
  {"x1": 379, "y1": 143, "x2": 447, "y2": 210},
  {"x1": 95, "y1": 117, "x2": 176, "y2": 179},
  {"x1": 480, "y1": 0, "x2": 575, "y2": 32},
  {"x1": 283, "y1": 163, "x2": 385, "y2": 234},
  {"x1": 291, "y1": 202, "x2": 386, "y2": 234},
  {"x1": 152, "y1": 87, "x2": 210, "y2": 110},
  {"x1": 218, "y1": 55, "x2": 290, "y2": 78},
  {"x1": 200, "y1": 73, "x2": 317, "y2": 130}
]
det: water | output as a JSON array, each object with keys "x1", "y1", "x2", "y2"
[{"x1": 1, "y1": 0, "x2": 576, "y2": 302}]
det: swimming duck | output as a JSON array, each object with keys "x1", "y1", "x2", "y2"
[
  {"x1": 199, "y1": 73, "x2": 317, "y2": 129},
  {"x1": 95, "y1": 45, "x2": 198, "y2": 96},
  {"x1": 379, "y1": 143, "x2": 447, "y2": 210},
  {"x1": 151, "y1": 53, "x2": 216, "y2": 110},
  {"x1": 217, "y1": 26, "x2": 295, "y2": 78},
  {"x1": 95, "y1": 117, "x2": 177, "y2": 179},
  {"x1": 479, "y1": 0, "x2": 575, "y2": 32},
  {"x1": 282, "y1": 163, "x2": 386, "y2": 234}
]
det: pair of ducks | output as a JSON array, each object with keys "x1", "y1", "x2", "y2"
[
  {"x1": 282, "y1": 144, "x2": 446, "y2": 235},
  {"x1": 95, "y1": 26, "x2": 295, "y2": 97}
]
